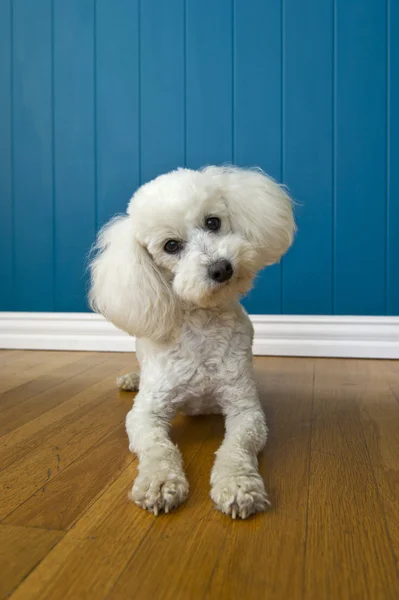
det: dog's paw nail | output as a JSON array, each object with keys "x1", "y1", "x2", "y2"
[
  {"x1": 153, "y1": 505, "x2": 159, "y2": 516},
  {"x1": 211, "y1": 473, "x2": 268, "y2": 519}
]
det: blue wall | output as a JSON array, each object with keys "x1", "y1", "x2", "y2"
[{"x1": 0, "y1": 0, "x2": 398, "y2": 315}]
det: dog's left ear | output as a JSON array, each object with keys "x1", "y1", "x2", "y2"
[
  {"x1": 203, "y1": 166, "x2": 296, "y2": 268},
  {"x1": 88, "y1": 215, "x2": 178, "y2": 341}
]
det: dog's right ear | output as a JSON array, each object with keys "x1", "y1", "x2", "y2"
[{"x1": 89, "y1": 216, "x2": 178, "y2": 340}]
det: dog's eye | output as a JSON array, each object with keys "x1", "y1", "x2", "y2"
[
  {"x1": 164, "y1": 239, "x2": 182, "y2": 254},
  {"x1": 205, "y1": 216, "x2": 221, "y2": 232}
]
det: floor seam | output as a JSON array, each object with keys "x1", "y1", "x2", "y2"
[
  {"x1": 356, "y1": 376, "x2": 399, "y2": 585},
  {"x1": 301, "y1": 361, "x2": 316, "y2": 600}
]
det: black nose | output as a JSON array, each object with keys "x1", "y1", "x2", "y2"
[{"x1": 208, "y1": 259, "x2": 234, "y2": 283}]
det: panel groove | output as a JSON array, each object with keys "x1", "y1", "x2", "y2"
[
  {"x1": 93, "y1": 0, "x2": 98, "y2": 233},
  {"x1": 332, "y1": 0, "x2": 337, "y2": 315},
  {"x1": 51, "y1": 0, "x2": 56, "y2": 310},
  {"x1": 10, "y1": 0, "x2": 15, "y2": 310},
  {"x1": 231, "y1": 0, "x2": 235, "y2": 165},
  {"x1": 137, "y1": 0, "x2": 142, "y2": 185},
  {"x1": 334, "y1": 0, "x2": 387, "y2": 315},
  {"x1": 282, "y1": 0, "x2": 333, "y2": 315},
  {"x1": 183, "y1": 0, "x2": 187, "y2": 167},
  {"x1": 387, "y1": 0, "x2": 399, "y2": 315},
  {"x1": 280, "y1": 0, "x2": 285, "y2": 315},
  {"x1": 386, "y1": 0, "x2": 390, "y2": 315}
]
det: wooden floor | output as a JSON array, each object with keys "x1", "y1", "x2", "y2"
[{"x1": 0, "y1": 351, "x2": 399, "y2": 599}]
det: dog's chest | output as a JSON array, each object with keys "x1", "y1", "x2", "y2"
[
  {"x1": 170, "y1": 311, "x2": 251, "y2": 387},
  {"x1": 182, "y1": 313, "x2": 235, "y2": 363},
  {"x1": 138, "y1": 308, "x2": 252, "y2": 397}
]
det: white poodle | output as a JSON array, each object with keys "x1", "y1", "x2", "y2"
[{"x1": 89, "y1": 166, "x2": 295, "y2": 519}]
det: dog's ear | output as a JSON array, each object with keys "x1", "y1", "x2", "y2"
[
  {"x1": 89, "y1": 216, "x2": 178, "y2": 340},
  {"x1": 204, "y1": 166, "x2": 296, "y2": 268}
]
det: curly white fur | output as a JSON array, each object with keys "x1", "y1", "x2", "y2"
[{"x1": 89, "y1": 166, "x2": 295, "y2": 519}]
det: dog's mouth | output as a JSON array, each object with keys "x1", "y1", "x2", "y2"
[
  {"x1": 211, "y1": 272, "x2": 255, "y2": 297},
  {"x1": 208, "y1": 275, "x2": 234, "y2": 291}
]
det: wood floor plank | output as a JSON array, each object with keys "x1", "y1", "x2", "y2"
[
  {"x1": 0, "y1": 352, "x2": 92, "y2": 408},
  {"x1": 7, "y1": 467, "x2": 149, "y2": 600},
  {"x1": 0, "y1": 381, "x2": 134, "y2": 519},
  {"x1": 0, "y1": 350, "x2": 22, "y2": 364},
  {"x1": 304, "y1": 359, "x2": 399, "y2": 600},
  {"x1": 0, "y1": 523, "x2": 63, "y2": 600},
  {"x1": 0, "y1": 351, "x2": 88, "y2": 394},
  {"x1": 0, "y1": 350, "x2": 72, "y2": 372},
  {"x1": 381, "y1": 360, "x2": 399, "y2": 403},
  {"x1": 9, "y1": 414, "x2": 220, "y2": 600},
  {"x1": 353, "y1": 360, "x2": 399, "y2": 571},
  {"x1": 0, "y1": 350, "x2": 17, "y2": 357},
  {"x1": 6, "y1": 423, "x2": 133, "y2": 530},
  {"x1": 0, "y1": 355, "x2": 136, "y2": 471},
  {"x1": 0, "y1": 353, "x2": 110, "y2": 437}
]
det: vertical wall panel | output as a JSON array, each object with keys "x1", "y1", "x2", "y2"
[
  {"x1": 96, "y1": 0, "x2": 139, "y2": 228},
  {"x1": 0, "y1": 0, "x2": 13, "y2": 310},
  {"x1": 186, "y1": 0, "x2": 232, "y2": 168},
  {"x1": 234, "y1": 0, "x2": 283, "y2": 315},
  {"x1": 53, "y1": 0, "x2": 95, "y2": 311},
  {"x1": 13, "y1": 0, "x2": 53, "y2": 310},
  {"x1": 140, "y1": 0, "x2": 185, "y2": 184},
  {"x1": 334, "y1": 0, "x2": 387, "y2": 315},
  {"x1": 388, "y1": 0, "x2": 399, "y2": 315},
  {"x1": 283, "y1": 0, "x2": 333, "y2": 314}
]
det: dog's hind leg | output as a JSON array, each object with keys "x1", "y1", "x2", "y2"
[{"x1": 116, "y1": 371, "x2": 140, "y2": 392}]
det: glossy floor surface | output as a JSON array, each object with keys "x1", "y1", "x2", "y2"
[{"x1": 1, "y1": 350, "x2": 398, "y2": 599}]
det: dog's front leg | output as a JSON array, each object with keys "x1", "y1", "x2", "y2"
[
  {"x1": 125, "y1": 392, "x2": 188, "y2": 515},
  {"x1": 211, "y1": 381, "x2": 269, "y2": 519}
]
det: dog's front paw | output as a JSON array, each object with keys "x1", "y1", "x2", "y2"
[
  {"x1": 211, "y1": 473, "x2": 270, "y2": 519},
  {"x1": 129, "y1": 470, "x2": 189, "y2": 516}
]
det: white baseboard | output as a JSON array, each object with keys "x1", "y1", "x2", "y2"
[{"x1": 0, "y1": 312, "x2": 398, "y2": 359}]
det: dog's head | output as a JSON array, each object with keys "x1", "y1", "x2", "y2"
[{"x1": 89, "y1": 167, "x2": 295, "y2": 340}]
